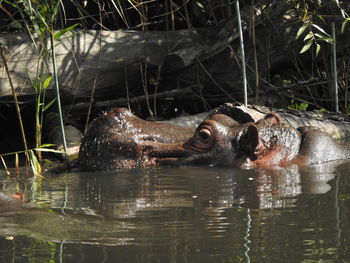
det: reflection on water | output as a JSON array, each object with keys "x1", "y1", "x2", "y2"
[{"x1": 0, "y1": 161, "x2": 350, "y2": 262}]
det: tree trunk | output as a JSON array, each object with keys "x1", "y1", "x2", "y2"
[{"x1": 0, "y1": 17, "x2": 240, "y2": 104}]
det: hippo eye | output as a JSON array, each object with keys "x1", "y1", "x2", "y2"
[
  {"x1": 198, "y1": 128, "x2": 211, "y2": 142},
  {"x1": 184, "y1": 122, "x2": 216, "y2": 151}
]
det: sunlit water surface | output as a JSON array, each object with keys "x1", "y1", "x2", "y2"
[{"x1": 1, "y1": 161, "x2": 350, "y2": 263}]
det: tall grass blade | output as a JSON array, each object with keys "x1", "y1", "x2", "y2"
[
  {"x1": 0, "y1": 155, "x2": 11, "y2": 176},
  {"x1": 331, "y1": 21, "x2": 339, "y2": 112},
  {"x1": 235, "y1": 0, "x2": 248, "y2": 106},
  {"x1": 50, "y1": 30, "x2": 68, "y2": 162},
  {"x1": 15, "y1": 153, "x2": 19, "y2": 174},
  {"x1": 54, "y1": 24, "x2": 80, "y2": 40},
  {"x1": 29, "y1": 150, "x2": 42, "y2": 177}
]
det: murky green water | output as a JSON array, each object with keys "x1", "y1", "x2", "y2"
[{"x1": 1, "y1": 161, "x2": 350, "y2": 262}]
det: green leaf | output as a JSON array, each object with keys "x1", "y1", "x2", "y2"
[
  {"x1": 39, "y1": 144, "x2": 56, "y2": 148},
  {"x1": 300, "y1": 40, "x2": 313, "y2": 54},
  {"x1": 54, "y1": 23, "x2": 80, "y2": 40},
  {"x1": 296, "y1": 23, "x2": 308, "y2": 39},
  {"x1": 52, "y1": 0, "x2": 62, "y2": 19},
  {"x1": 316, "y1": 15, "x2": 326, "y2": 23},
  {"x1": 315, "y1": 43, "x2": 321, "y2": 56},
  {"x1": 43, "y1": 98, "x2": 56, "y2": 111},
  {"x1": 313, "y1": 32, "x2": 328, "y2": 38},
  {"x1": 316, "y1": 36, "x2": 334, "y2": 43},
  {"x1": 47, "y1": 241, "x2": 56, "y2": 248},
  {"x1": 196, "y1": 2, "x2": 205, "y2": 9},
  {"x1": 34, "y1": 147, "x2": 63, "y2": 154},
  {"x1": 302, "y1": 7, "x2": 308, "y2": 19},
  {"x1": 311, "y1": 24, "x2": 331, "y2": 37},
  {"x1": 288, "y1": 101, "x2": 309, "y2": 111},
  {"x1": 341, "y1": 19, "x2": 349, "y2": 34},
  {"x1": 299, "y1": 102, "x2": 309, "y2": 111},
  {"x1": 31, "y1": 7, "x2": 49, "y2": 29},
  {"x1": 29, "y1": 150, "x2": 42, "y2": 176},
  {"x1": 43, "y1": 76, "x2": 52, "y2": 89},
  {"x1": 2, "y1": 0, "x2": 16, "y2": 8},
  {"x1": 303, "y1": 31, "x2": 314, "y2": 41}
]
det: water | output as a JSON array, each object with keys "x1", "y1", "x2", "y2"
[{"x1": 1, "y1": 161, "x2": 350, "y2": 263}]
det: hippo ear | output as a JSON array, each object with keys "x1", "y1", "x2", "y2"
[
  {"x1": 263, "y1": 113, "x2": 281, "y2": 124},
  {"x1": 241, "y1": 124, "x2": 260, "y2": 153}
]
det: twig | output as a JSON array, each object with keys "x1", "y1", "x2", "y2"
[
  {"x1": 84, "y1": 4, "x2": 103, "y2": 133},
  {"x1": 195, "y1": 58, "x2": 235, "y2": 101},
  {"x1": 66, "y1": 86, "x2": 200, "y2": 113}
]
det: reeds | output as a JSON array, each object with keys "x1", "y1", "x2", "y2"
[{"x1": 0, "y1": 0, "x2": 76, "y2": 175}]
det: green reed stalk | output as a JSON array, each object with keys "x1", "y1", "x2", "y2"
[
  {"x1": 0, "y1": 46, "x2": 30, "y2": 164},
  {"x1": 50, "y1": 30, "x2": 68, "y2": 160},
  {"x1": 331, "y1": 21, "x2": 339, "y2": 113},
  {"x1": 235, "y1": 0, "x2": 248, "y2": 107}
]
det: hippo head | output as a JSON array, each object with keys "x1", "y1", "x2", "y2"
[
  {"x1": 179, "y1": 113, "x2": 300, "y2": 168},
  {"x1": 175, "y1": 114, "x2": 265, "y2": 167},
  {"x1": 79, "y1": 108, "x2": 300, "y2": 171}
]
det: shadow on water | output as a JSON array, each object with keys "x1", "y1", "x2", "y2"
[{"x1": 1, "y1": 161, "x2": 350, "y2": 262}]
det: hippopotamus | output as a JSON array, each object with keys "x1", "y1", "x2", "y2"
[
  {"x1": 78, "y1": 108, "x2": 195, "y2": 171},
  {"x1": 78, "y1": 108, "x2": 350, "y2": 171}
]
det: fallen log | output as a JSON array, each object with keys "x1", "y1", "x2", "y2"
[
  {"x1": 218, "y1": 103, "x2": 350, "y2": 140},
  {"x1": 0, "y1": 17, "x2": 241, "y2": 104},
  {"x1": 163, "y1": 103, "x2": 350, "y2": 141}
]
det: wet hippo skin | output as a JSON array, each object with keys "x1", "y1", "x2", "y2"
[
  {"x1": 78, "y1": 108, "x2": 350, "y2": 171},
  {"x1": 78, "y1": 108, "x2": 195, "y2": 171}
]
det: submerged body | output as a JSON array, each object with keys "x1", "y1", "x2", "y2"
[{"x1": 78, "y1": 108, "x2": 350, "y2": 171}]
